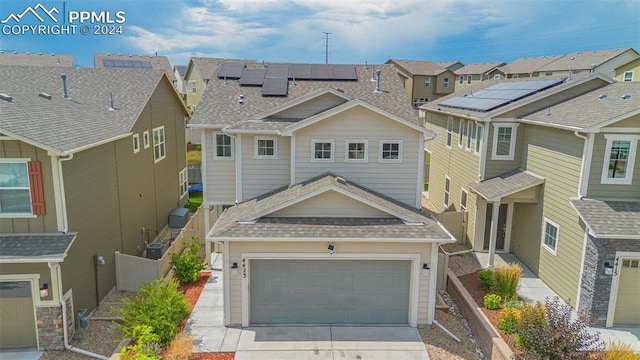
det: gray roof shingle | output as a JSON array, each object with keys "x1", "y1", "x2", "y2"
[
  {"x1": 211, "y1": 173, "x2": 452, "y2": 241},
  {"x1": 94, "y1": 52, "x2": 176, "y2": 81},
  {"x1": 0, "y1": 233, "x2": 76, "y2": 262},
  {"x1": 538, "y1": 48, "x2": 638, "y2": 72},
  {"x1": 455, "y1": 62, "x2": 506, "y2": 75},
  {"x1": 387, "y1": 59, "x2": 448, "y2": 76},
  {"x1": 469, "y1": 169, "x2": 544, "y2": 201},
  {"x1": 0, "y1": 65, "x2": 171, "y2": 153},
  {"x1": 0, "y1": 51, "x2": 73, "y2": 67},
  {"x1": 570, "y1": 199, "x2": 640, "y2": 238},
  {"x1": 497, "y1": 55, "x2": 564, "y2": 75}
]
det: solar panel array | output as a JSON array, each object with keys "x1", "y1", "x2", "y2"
[
  {"x1": 261, "y1": 77, "x2": 289, "y2": 96},
  {"x1": 103, "y1": 59, "x2": 152, "y2": 69},
  {"x1": 239, "y1": 68, "x2": 266, "y2": 85},
  {"x1": 217, "y1": 62, "x2": 246, "y2": 78},
  {"x1": 439, "y1": 78, "x2": 565, "y2": 112}
]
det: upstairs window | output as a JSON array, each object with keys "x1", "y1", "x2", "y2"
[
  {"x1": 215, "y1": 133, "x2": 234, "y2": 159},
  {"x1": 623, "y1": 71, "x2": 633, "y2": 82},
  {"x1": 254, "y1": 137, "x2": 277, "y2": 159},
  {"x1": 446, "y1": 117, "x2": 453, "y2": 149},
  {"x1": 460, "y1": 188, "x2": 468, "y2": 211},
  {"x1": 424, "y1": 77, "x2": 431, "y2": 88},
  {"x1": 458, "y1": 119, "x2": 465, "y2": 148},
  {"x1": 379, "y1": 140, "x2": 402, "y2": 163},
  {"x1": 443, "y1": 77, "x2": 450, "y2": 88},
  {"x1": 143, "y1": 130, "x2": 150, "y2": 149},
  {"x1": 459, "y1": 75, "x2": 464, "y2": 85},
  {"x1": 190, "y1": 80, "x2": 197, "y2": 94},
  {"x1": 494, "y1": 74, "x2": 501, "y2": 80},
  {"x1": 475, "y1": 124, "x2": 484, "y2": 155},
  {"x1": 0, "y1": 160, "x2": 45, "y2": 216},
  {"x1": 467, "y1": 75, "x2": 472, "y2": 85},
  {"x1": 466, "y1": 121, "x2": 474, "y2": 150},
  {"x1": 601, "y1": 134, "x2": 638, "y2": 185},
  {"x1": 444, "y1": 176, "x2": 451, "y2": 208},
  {"x1": 491, "y1": 124, "x2": 518, "y2": 160},
  {"x1": 346, "y1": 140, "x2": 368, "y2": 163},
  {"x1": 312, "y1": 140, "x2": 334, "y2": 162},
  {"x1": 153, "y1": 126, "x2": 166, "y2": 162},
  {"x1": 133, "y1": 134, "x2": 140, "y2": 153}
]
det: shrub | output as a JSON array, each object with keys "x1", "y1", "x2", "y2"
[
  {"x1": 478, "y1": 268, "x2": 495, "y2": 290},
  {"x1": 171, "y1": 237, "x2": 205, "y2": 284},
  {"x1": 504, "y1": 300, "x2": 523, "y2": 309},
  {"x1": 484, "y1": 293, "x2": 502, "y2": 310},
  {"x1": 492, "y1": 263, "x2": 522, "y2": 301},
  {"x1": 515, "y1": 297, "x2": 603, "y2": 359},
  {"x1": 119, "y1": 279, "x2": 189, "y2": 346},
  {"x1": 497, "y1": 307, "x2": 522, "y2": 334},
  {"x1": 119, "y1": 324, "x2": 161, "y2": 359},
  {"x1": 163, "y1": 333, "x2": 195, "y2": 360},
  {"x1": 604, "y1": 342, "x2": 639, "y2": 360}
]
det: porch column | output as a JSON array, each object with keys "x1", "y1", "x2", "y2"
[{"x1": 487, "y1": 201, "x2": 500, "y2": 268}]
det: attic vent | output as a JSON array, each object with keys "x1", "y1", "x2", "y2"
[
  {"x1": 335, "y1": 176, "x2": 347, "y2": 185},
  {"x1": 598, "y1": 94, "x2": 607, "y2": 99},
  {"x1": 621, "y1": 94, "x2": 631, "y2": 100},
  {"x1": 39, "y1": 92, "x2": 52, "y2": 100},
  {"x1": 0, "y1": 93, "x2": 13, "y2": 102}
]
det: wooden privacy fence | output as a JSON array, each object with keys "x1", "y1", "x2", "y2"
[
  {"x1": 115, "y1": 205, "x2": 207, "y2": 292},
  {"x1": 436, "y1": 211, "x2": 468, "y2": 243}
]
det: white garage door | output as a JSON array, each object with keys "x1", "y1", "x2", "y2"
[
  {"x1": 250, "y1": 259, "x2": 411, "y2": 325},
  {"x1": 0, "y1": 281, "x2": 37, "y2": 349},
  {"x1": 614, "y1": 258, "x2": 640, "y2": 325}
]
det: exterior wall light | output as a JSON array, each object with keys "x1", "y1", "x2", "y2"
[
  {"x1": 604, "y1": 261, "x2": 613, "y2": 276},
  {"x1": 231, "y1": 262, "x2": 238, "y2": 276},
  {"x1": 422, "y1": 263, "x2": 430, "y2": 276},
  {"x1": 40, "y1": 283, "x2": 49, "y2": 298}
]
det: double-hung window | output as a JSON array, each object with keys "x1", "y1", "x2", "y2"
[
  {"x1": 458, "y1": 119, "x2": 465, "y2": 147},
  {"x1": 446, "y1": 117, "x2": 453, "y2": 149},
  {"x1": 460, "y1": 188, "x2": 468, "y2": 211},
  {"x1": 444, "y1": 176, "x2": 451, "y2": 208},
  {"x1": 379, "y1": 140, "x2": 402, "y2": 163},
  {"x1": 600, "y1": 134, "x2": 638, "y2": 185},
  {"x1": 467, "y1": 75, "x2": 472, "y2": 85},
  {"x1": 143, "y1": 130, "x2": 150, "y2": 149},
  {"x1": 0, "y1": 160, "x2": 45, "y2": 216},
  {"x1": 466, "y1": 121, "x2": 474, "y2": 150},
  {"x1": 254, "y1": 137, "x2": 277, "y2": 159},
  {"x1": 178, "y1": 168, "x2": 188, "y2": 198},
  {"x1": 491, "y1": 124, "x2": 518, "y2": 160},
  {"x1": 215, "y1": 133, "x2": 233, "y2": 159},
  {"x1": 424, "y1": 77, "x2": 431, "y2": 88},
  {"x1": 345, "y1": 140, "x2": 368, "y2": 162},
  {"x1": 541, "y1": 218, "x2": 559, "y2": 255},
  {"x1": 190, "y1": 80, "x2": 197, "y2": 94},
  {"x1": 443, "y1": 77, "x2": 449, "y2": 88},
  {"x1": 133, "y1": 134, "x2": 140, "y2": 153},
  {"x1": 153, "y1": 126, "x2": 166, "y2": 162},
  {"x1": 475, "y1": 124, "x2": 484, "y2": 155},
  {"x1": 623, "y1": 71, "x2": 633, "y2": 82},
  {"x1": 312, "y1": 140, "x2": 334, "y2": 162},
  {"x1": 459, "y1": 75, "x2": 464, "y2": 85}
]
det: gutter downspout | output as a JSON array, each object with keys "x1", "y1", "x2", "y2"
[
  {"x1": 574, "y1": 131, "x2": 591, "y2": 198},
  {"x1": 53, "y1": 262, "x2": 109, "y2": 359},
  {"x1": 55, "y1": 154, "x2": 74, "y2": 233}
]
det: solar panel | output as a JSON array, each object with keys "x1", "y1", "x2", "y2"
[
  {"x1": 103, "y1": 59, "x2": 115, "y2": 67},
  {"x1": 439, "y1": 78, "x2": 566, "y2": 112},
  {"x1": 333, "y1": 65, "x2": 357, "y2": 80},
  {"x1": 140, "y1": 61, "x2": 152, "y2": 69},
  {"x1": 239, "y1": 68, "x2": 266, "y2": 85},
  {"x1": 262, "y1": 77, "x2": 288, "y2": 96},
  {"x1": 311, "y1": 64, "x2": 334, "y2": 80},
  {"x1": 289, "y1": 64, "x2": 312, "y2": 79},
  {"x1": 265, "y1": 64, "x2": 289, "y2": 78},
  {"x1": 103, "y1": 59, "x2": 153, "y2": 69},
  {"x1": 218, "y1": 62, "x2": 245, "y2": 78}
]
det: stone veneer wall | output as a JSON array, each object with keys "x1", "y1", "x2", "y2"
[
  {"x1": 578, "y1": 236, "x2": 640, "y2": 326},
  {"x1": 36, "y1": 297, "x2": 75, "y2": 350}
]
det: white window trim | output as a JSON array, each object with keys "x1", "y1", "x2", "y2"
[
  {"x1": 446, "y1": 116, "x2": 453, "y2": 149},
  {"x1": 132, "y1": 133, "x2": 140, "y2": 153},
  {"x1": 424, "y1": 77, "x2": 431, "y2": 88},
  {"x1": 600, "y1": 134, "x2": 639, "y2": 185},
  {"x1": 443, "y1": 77, "x2": 449, "y2": 88},
  {"x1": 541, "y1": 218, "x2": 559, "y2": 256},
  {"x1": 494, "y1": 74, "x2": 501, "y2": 80},
  {"x1": 443, "y1": 176, "x2": 451, "y2": 208},
  {"x1": 0, "y1": 159, "x2": 33, "y2": 217},
  {"x1": 475, "y1": 124, "x2": 484, "y2": 155},
  {"x1": 190, "y1": 80, "x2": 197, "y2": 94},
  {"x1": 459, "y1": 75, "x2": 464, "y2": 85},
  {"x1": 460, "y1": 187, "x2": 468, "y2": 212},
  {"x1": 143, "y1": 130, "x2": 150, "y2": 149},
  {"x1": 623, "y1": 71, "x2": 633, "y2": 81},
  {"x1": 345, "y1": 139, "x2": 369, "y2": 163},
  {"x1": 152, "y1": 126, "x2": 166, "y2": 163},
  {"x1": 311, "y1": 139, "x2": 334, "y2": 162},
  {"x1": 467, "y1": 75, "x2": 472, "y2": 85},
  {"x1": 491, "y1": 123, "x2": 519, "y2": 161},
  {"x1": 465, "y1": 121, "x2": 473, "y2": 151},
  {"x1": 179, "y1": 167, "x2": 188, "y2": 199},
  {"x1": 214, "y1": 132, "x2": 234, "y2": 160},
  {"x1": 254, "y1": 136, "x2": 277, "y2": 159},
  {"x1": 378, "y1": 140, "x2": 403, "y2": 163},
  {"x1": 458, "y1": 119, "x2": 465, "y2": 148}
]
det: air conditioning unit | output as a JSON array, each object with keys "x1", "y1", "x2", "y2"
[{"x1": 146, "y1": 243, "x2": 163, "y2": 260}]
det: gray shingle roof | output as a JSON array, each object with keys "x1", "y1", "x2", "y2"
[
  {"x1": 0, "y1": 65, "x2": 170, "y2": 153},
  {"x1": 0, "y1": 233, "x2": 76, "y2": 262},
  {"x1": 190, "y1": 63, "x2": 417, "y2": 127},
  {"x1": 570, "y1": 199, "x2": 640, "y2": 238},
  {"x1": 455, "y1": 62, "x2": 506, "y2": 75},
  {"x1": 387, "y1": 59, "x2": 447, "y2": 76},
  {"x1": 498, "y1": 55, "x2": 564, "y2": 75},
  {"x1": 211, "y1": 173, "x2": 452, "y2": 241},
  {"x1": 522, "y1": 81, "x2": 640, "y2": 131},
  {"x1": 538, "y1": 48, "x2": 638, "y2": 72},
  {"x1": 189, "y1": 57, "x2": 229, "y2": 80},
  {"x1": 94, "y1": 52, "x2": 176, "y2": 81},
  {"x1": 0, "y1": 51, "x2": 73, "y2": 67},
  {"x1": 469, "y1": 169, "x2": 544, "y2": 201}
]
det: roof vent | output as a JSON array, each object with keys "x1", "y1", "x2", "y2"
[
  {"x1": 545, "y1": 107, "x2": 551, "y2": 116},
  {"x1": 621, "y1": 94, "x2": 631, "y2": 100},
  {"x1": 39, "y1": 92, "x2": 52, "y2": 100},
  {"x1": 374, "y1": 69, "x2": 381, "y2": 93},
  {"x1": 238, "y1": 94, "x2": 244, "y2": 104},
  {"x1": 0, "y1": 93, "x2": 13, "y2": 102},
  {"x1": 335, "y1": 176, "x2": 347, "y2": 185},
  {"x1": 598, "y1": 94, "x2": 607, "y2": 99},
  {"x1": 61, "y1": 73, "x2": 68, "y2": 98},
  {"x1": 109, "y1": 91, "x2": 115, "y2": 110}
]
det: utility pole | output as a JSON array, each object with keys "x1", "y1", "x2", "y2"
[{"x1": 323, "y1": 32, "x2": 331, "y2": 64}]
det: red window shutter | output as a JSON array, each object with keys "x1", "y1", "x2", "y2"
[{"x1": 28, "y1": 161, "x2": 46, "y2": 215}]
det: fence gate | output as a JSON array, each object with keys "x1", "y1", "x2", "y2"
[{"x1": 436, "y1": 211, "x2": 468, "y2": 243}]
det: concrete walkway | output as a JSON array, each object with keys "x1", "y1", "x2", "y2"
[
  {"x1": 184, "y1": 253, "x2": 429, "y2": 359},
  {"x1": 474, "y1": 252, "x2": 640, "y2": 352}
]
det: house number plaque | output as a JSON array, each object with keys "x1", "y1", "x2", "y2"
[{"x1": 242, "y1": 258, "x2": 247, "y2": 278}]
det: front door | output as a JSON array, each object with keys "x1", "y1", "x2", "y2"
[{"x1": 484, "y1": 203, "x2": 508, "y2": 251}]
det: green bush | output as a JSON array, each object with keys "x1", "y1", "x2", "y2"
[
  {"x1": 171, "y1": 237, "x2": 205, "y2": 284},
  {"x1": 497, "y1": 307, "x2": 521, "y2": 334},
  {"x1": 119, "y1": 325, "x2": 161, "y2": 359},
  {"x1": 478, "y1": 268, "x2": 495, "y2": 290},
  {"x1": 504, "y1": 300, "x2": 523, "y2": 309},
  {"x1": 119, "y1": 279, "x2": 189, "y2": 346},
  {"x1": 484, "y1": 293, "x2": 502, "y2": 310},
  {"x1": 492, "y1": 263, "x2": 522, "y2": 301}
]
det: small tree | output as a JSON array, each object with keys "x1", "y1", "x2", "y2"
[{"x1": 171, "y1": 237, "x2": 205, "y2": 284}]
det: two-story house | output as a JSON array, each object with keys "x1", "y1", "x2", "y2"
[
  {"x1": 183, "y1": 57, "x2": 228, "y2": 110},
  {"x1": 0, "y1": 65, "x2": 188, "y2": 350},
  {"x1": 486, "y1": 55, "x2": 562, "y2": 80},
  {"x1": 613, "y1": 57, "x2": 640, "y2": 82},
  {"x1": 188, "y1": 62, "x2": 454, "y2": 328},
  {"x1": 386, "y1": 59, "x2": 457, "y2": 107},
  {"x1": 420, "y1": 74, "x2": 639, "y2": 327},
  {"x1": 0, "y1": 51, "x2": 73, "y2": 67},
  {"x1": 454, "y1": 62, "x2": 506, "y2": 87},
  {"x1": 536, "y1": 48, "x2": 639, "y2": 77}
]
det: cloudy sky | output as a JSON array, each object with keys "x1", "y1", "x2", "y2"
[{"x1": 1, "y1": 0, "x2": 638, "y2": 67}]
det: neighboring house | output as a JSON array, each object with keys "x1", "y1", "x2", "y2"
[
  {"x1": 189, "y1": 62, "x2": 455, "y2": 328},
  {"x1": 613, "y1": 57, "x2": 640, "y2": 82},
  {"x1": 0, "y1": 65, "x2": 188, "y2": 350},
  {"x1": 0, "y1": 51, "x2": 73, "y2": 67},
  {"x1": 486, "y1": 55, "x2": 563, "y2": 79},
  {"x1": 174, "y1": 64, "x2": 188, "y2": 95},
  {"x1": 438, "y1": 61, "x2": 465, "y2": 72},
  {"x1": 537, "y1": 48, "x2": 639, "y2": 77},
  {"x1": 386, "y1": 59, "x2": 457, "y2": 107},
  {"x1": 420, "y1": 74, "x2": 640, "y2": 327},
  {"x1": 455, "y1": 62, "x2": 506, "y2": 87},
  {"x1": 183, "y1": 57, "x2": 228, "y2": 110},
  {"x1": 94, "y1": 52, "x2": 177, "y2": 86}
]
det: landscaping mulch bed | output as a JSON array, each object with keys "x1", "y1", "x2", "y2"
[{"x1": 192, "y1": 353, "x2": 235, "y2": 360}]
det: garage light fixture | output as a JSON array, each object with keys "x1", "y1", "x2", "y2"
[
  {"x1": 422, "y1": 263, "x2": 430, "y2": 276},
  {"x1": 40, "y1": 283, "x2": 49, "y2": 298},
  {"x1": 231, "y1": 262, "x2": 238, "y2": 275},
  {"x1": 604, "y1": 261, "x2": 613, "y2": 276}
]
